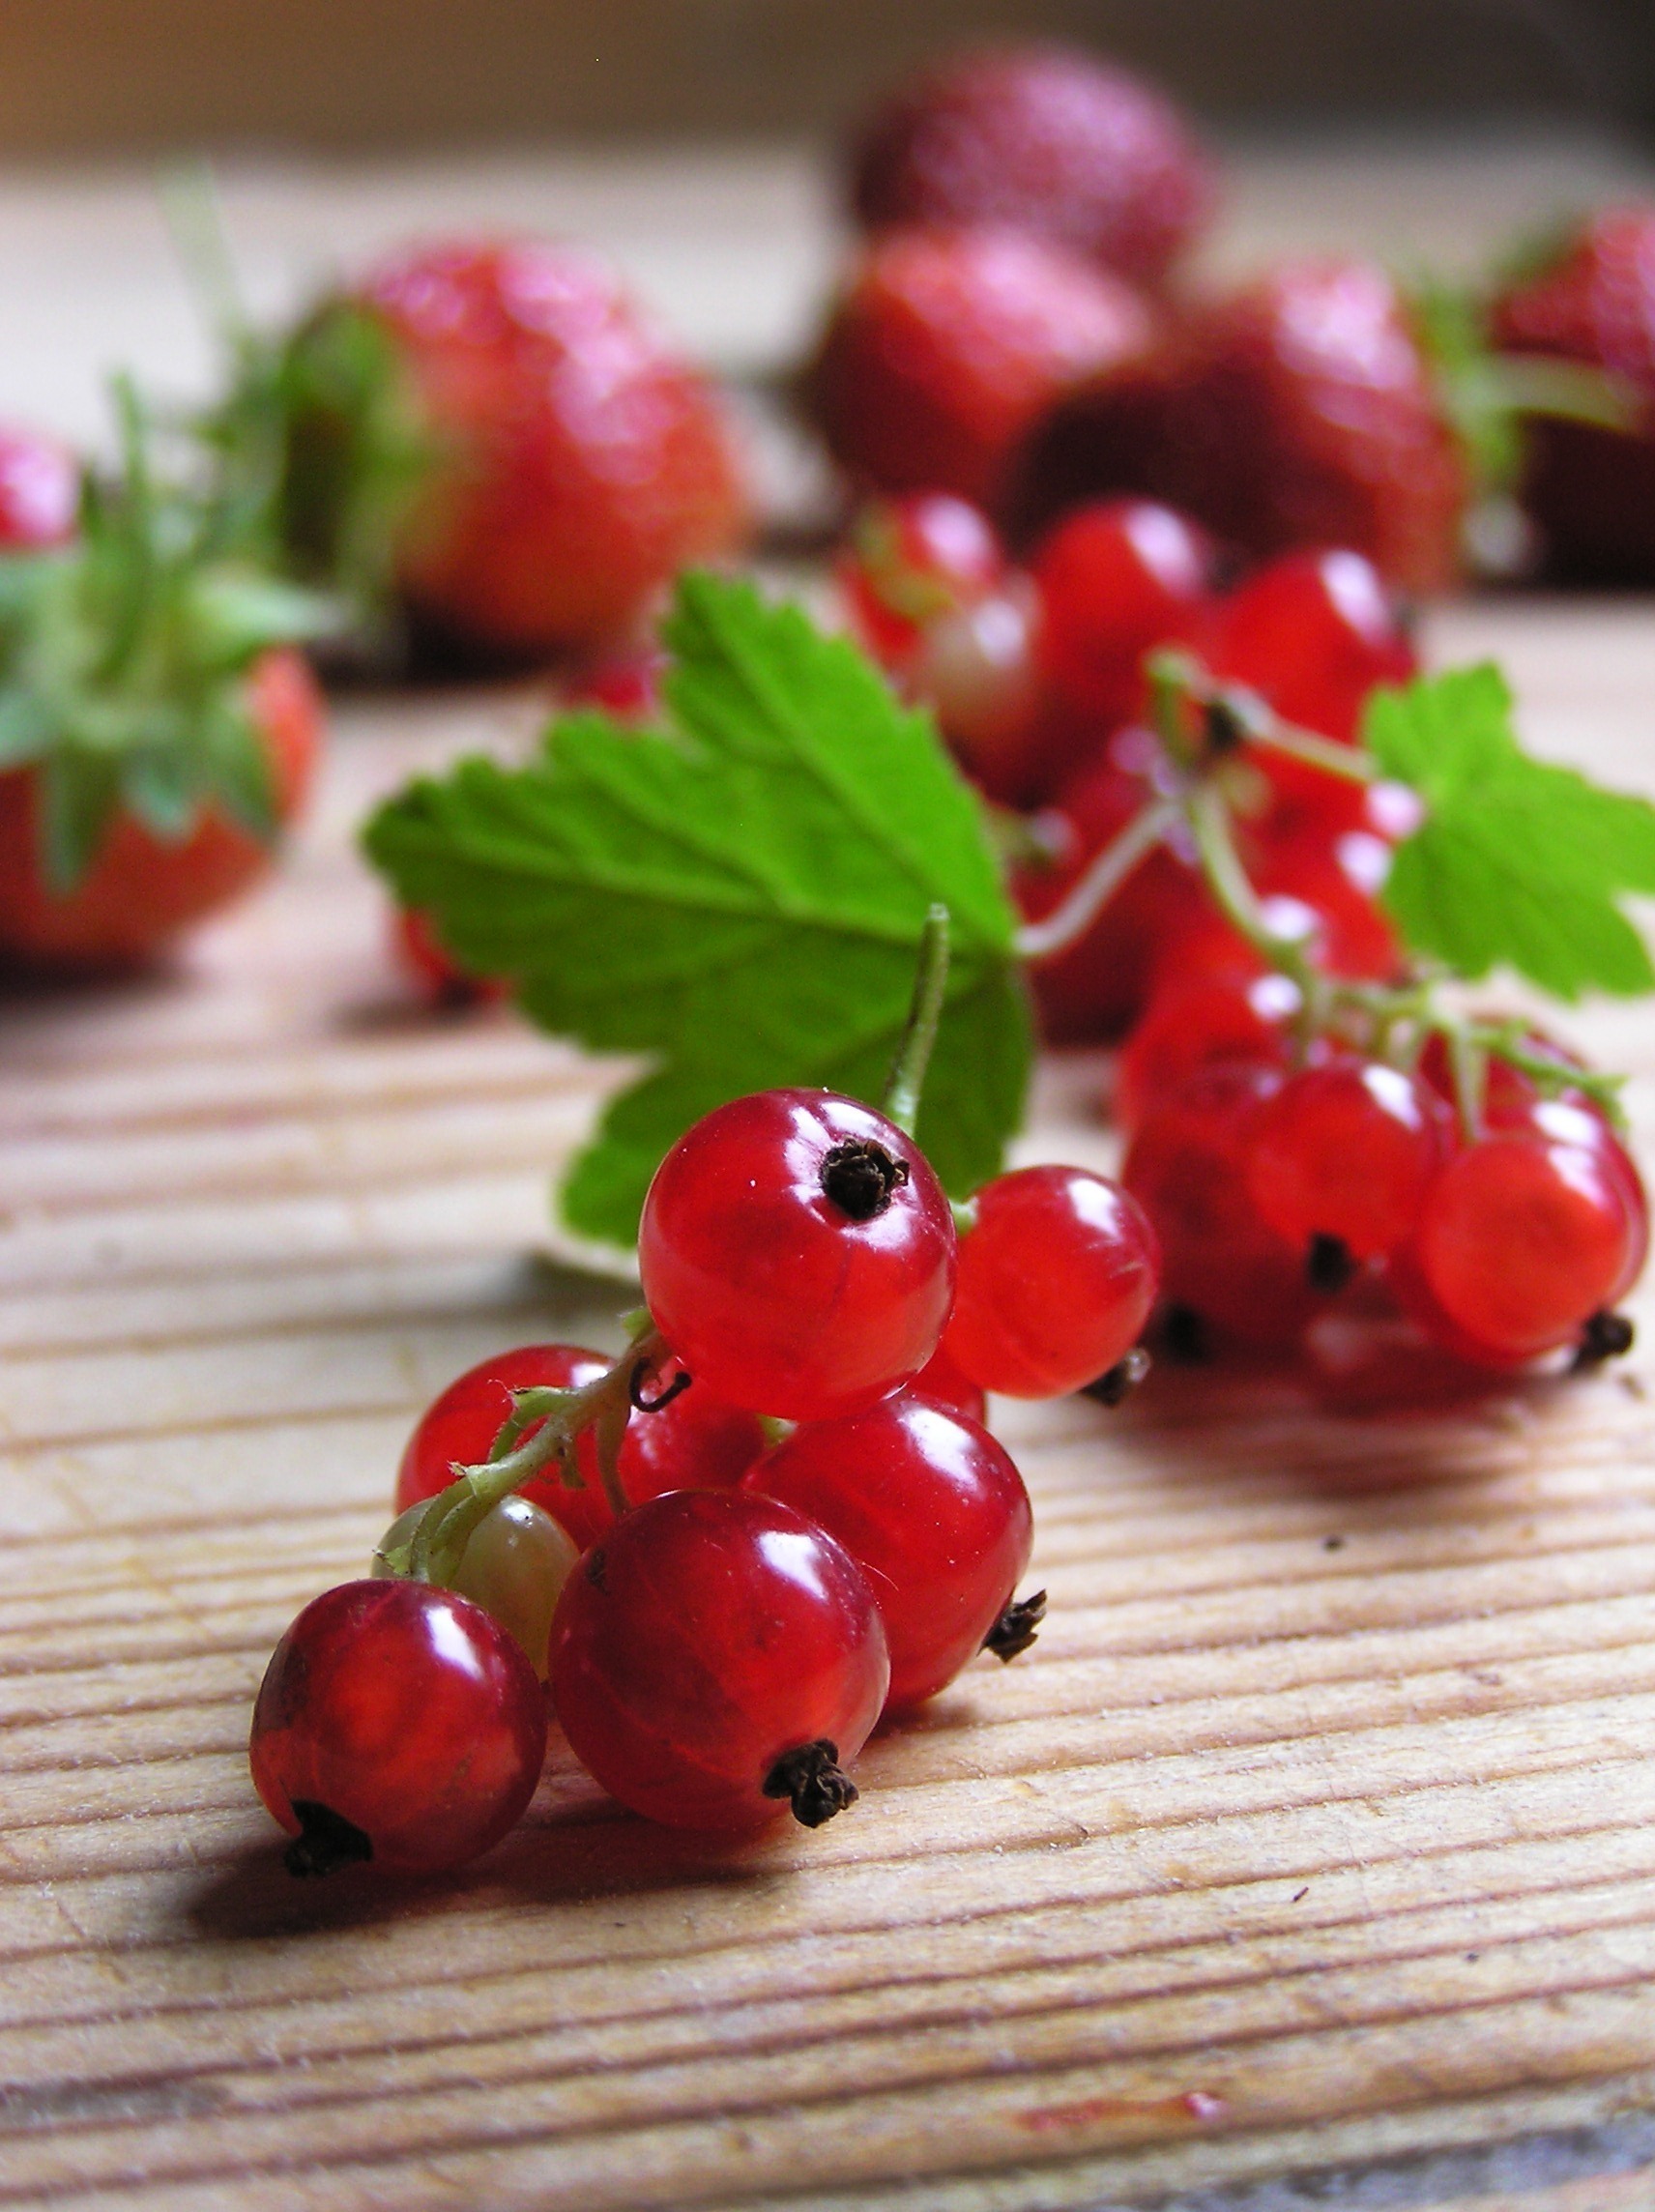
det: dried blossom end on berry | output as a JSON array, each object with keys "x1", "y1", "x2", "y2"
[
  {"x1": 983, "y1": 1588, "x2": 1047, "y2": 1662},
  {"x1": 821, "y1": 1139, "x2": 909, "y2": 1221},
  {"x1": 762, "y1": 1739, "x2": 859, "y2": 1827}
]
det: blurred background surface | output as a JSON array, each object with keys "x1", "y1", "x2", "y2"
[
  {"x1": 2, "y1": 0, "x2": 1654, "y2": 151},
  {"x1": 2, "y1": 1, "x2": 1653, "y2": 451}
]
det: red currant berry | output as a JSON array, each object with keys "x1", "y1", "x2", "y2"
[
  {"x1": 249, "y1": 1580, "x2": 546, "y2": 1877},
  {"x1": 1247, "y1": 828, "x2": 1403, "y2": 981},
  {"x1": 838, "y1": 491, "x2": 1004, "y2": 670},
  {"x1": 1116, "y1": 970, "x2": 1299, "y2": 1134},
  {"x1": 1246, "y1": 1059, "x2": 1447, "y2": 1262},
  {"x1": 1207, "y1": 547, "x2": 1415, "y2": 743},
  {"x1": 914, "y1": 576, "x2": 1047, "y2": 803},
  {"x1": 907, "y1": 1339, "x2": 988, "y2": 1423},
  {"x1": 639, "y1": 1090, "x2": 957, "y2": 1421},
  {"x1": 1411, "y1": 1133, "x2": 1640, "y2": 1361},
  {"x1": 1206, "y1": 547, "x2": 1416, "y2": 834},
  {"x1": 549, "y1": 1491, "x2": 888, "y2": 1829},
  {"x1": 395, "y1": 1343, "x2": 764, "y2": 1552},
  {"x1": 374, "y1": 1494, "x2": 578, "y2": 1677},
  {"x1": 744, "y1": 1395, "x2": 1033, "y2": 1709},
  {"x1": 943, "y1": 1165, "x2": 1159, "y2": 1397},
  {"x1": 1122, "y1": 1062, "x2": 1321, "y2": 1349},
  {"x1": 1032, "y1": 498, "x2": 1214, "y2": 726}
]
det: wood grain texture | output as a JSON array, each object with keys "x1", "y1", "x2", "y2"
[{"x1": 1, "y1": 597, "x2": 1653, "y2": 2210}]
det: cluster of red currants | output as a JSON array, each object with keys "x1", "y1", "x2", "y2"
[
  {"x1": 838, "y1": 486, "x2": 1413, "y2": 1040},
  {"x1": 840, "y1": 488, "x2": 1647, "y2": 1376},
  {"x1": 249, "y1": 1084, "x2": 1160, "y2": 1877}
]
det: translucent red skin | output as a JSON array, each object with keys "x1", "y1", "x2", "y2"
[
  {"x1": 1031, "y1": 497, "x2": 1213, "y2": 726},
  {"x1": 1205, "y1": 547, "x2": 1416, "y2": 833},
  {"x1": 809, "y1": 225, "x2": 1157, "y2": 511},
  {"x1": 394, "y1": 1341, "x2": 766, "y2": 1553},
  {"x1": 1246, "y1": 1060, "x2": 1448, "y2": 1260},
  {"x1": 249, "y1": 1580, "x2": 546, "y2": 1873},
  {"x1": 1116, "y1": 971, "x2": 1297, "y2": 1135},
  {"x1": 838, "y1": 491, "x2": 1005, "y2": 672},
  {"x1": 1411, "y1": 1134, "x2": 1640, "y2": 1361},
  {"x1": 356, "y1": 239, "x2": 749, "y2": 657},
  {"x1": 0, "y1": 647, "x2": 323, "y2": 970},
  {"x1": 943, "y1": 1165, "x2": 1159, "y2": 1397},
  {"x1": 639, "y1": 1090, "x2": 957, "y2": 1421},
  {"x1": 549, "y1": 1491, "x2": 889, "y2": 1830},
  {"x1": 907, "y1": 1340, "x2": 988, "y2": 1424},
  {"x1": 1123, "y1": 1062, "x2": 1321, "y2": 1350},
  {"x1": 744, "y1": 1395, "x2": 1032, "y2": 1710}
]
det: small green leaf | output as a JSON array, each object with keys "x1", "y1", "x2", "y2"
[
  {"x1": 364, "y1": 571, "x2": 1032, "y2": 1247},
  {"x1": 1368, "y1": 664, "x2": 1655, "y2": 999}
]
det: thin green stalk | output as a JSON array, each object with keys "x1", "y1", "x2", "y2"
[
  {"x1": 1013, "y1": 798, "x2": 1179, "y2": 963},
  {"x1": 882, "y1": 904, "x2": 950, "y2": 1136},
  {"x1": 399, "y1": 1324, "x2": 669, "y2": 1586}
]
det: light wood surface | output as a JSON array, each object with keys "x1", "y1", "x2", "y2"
[
  {"x1": 3, "y1": 148, "x2": 1655, "y2": 2212},
  {"x1": 2, "y1": 598, "x2": 1654, "y2": 2212}
]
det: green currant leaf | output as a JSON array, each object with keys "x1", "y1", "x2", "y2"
[
  {"x1": 363, "y1": 570, "x2": 1033, "y2": 1248},
  {"x1": 1368, "y1": 663, "x2": 1655, "y2": 999}
]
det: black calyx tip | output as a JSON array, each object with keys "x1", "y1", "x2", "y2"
[
  {"x1": 1160, "y1": 1304, "x2": 1209, "y2": 1363},
  {"x1": 1306, "y1": 1233, "x2": 1356, "y2": 1295},
  {"x1": 763, "y1": 1739, "x2": 857, "y2": 1827},
  {"x1": 283, "y1": 1800, "x2": 373, "y2": 1879},
  {"x1": 983, "y1": 1588, "x2": 1047, "y2": 1663},
  {"x1": 821, "y1": 1139, "x2": 909, "y2": 1222},
  {"x1": 1084, "y1": 1347, "x2": 1151, "y2": 1407},
  {"x1": 1572, "y1": 1309, "x2": 1636, "y2": 1371}
]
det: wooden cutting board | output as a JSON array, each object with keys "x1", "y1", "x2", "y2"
[{"x1": 2, "y1": 593, "x2": 1654, "y2": 2211}]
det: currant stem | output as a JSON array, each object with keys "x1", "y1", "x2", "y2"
[
  {"x1": 1014, "y1": 798, "x2": 1179, "y2": 963},
  {"x1": 882, "y1": 904, "x2": 951, "y2": 1137},
  {"x1": 398, "y1": 1324, "x2": 671, "y2": 1586}
]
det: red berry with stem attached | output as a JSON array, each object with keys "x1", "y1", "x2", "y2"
[
  {"x1": 1246, "y1": 1058, "x2": 1448, "y2": 1261},
  {"x1": 838, "y1": 491, "x2": 1005, "y2": 671},
  {"x1": 1410, "y1": 1132, "x2": 1641, "y2": 1362},
  {"x1": 549, "y1": 1490, "x2": 888, "y2": 1829},
  {"x1": 395, "y1": 1342, "x2": 764, "y2": 1552},
  {"x1": 1032, "y1": 497, "x2": 1214, "y2": 726},
  {"x1": 744, "y1": 1395, "x2": 1034, "y2": 1710},
  {"x1": 1122, "y1": 1062, "x2": 1322, "y2": 1349},
  {"x1": 639, "y1": 1089, "x2": 957, "y2": 1422},
  {"x1": 249, "y1": 1579, "x2": 546, "y2": 1877},
  {"x1": 374, "y1": 1493, "x2": 578, "y2": 1678},
  {"x1": 1206, "y1": 547, "x2": 1415, "y2": 743},
  {"x1": 943, "y1": 1165, "x2": 1159, "y2": 1397}
]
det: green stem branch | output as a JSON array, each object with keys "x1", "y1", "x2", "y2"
[
  {"x1": 883, "y1": 904, "x2": 950, "y2": 1136},
  {"x1": 1014, "y1": 798, "x2": 1179, "y2": 963},
  {"x1": 397, "y1": 1324, "x2": 670, "y2": 1587}
]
